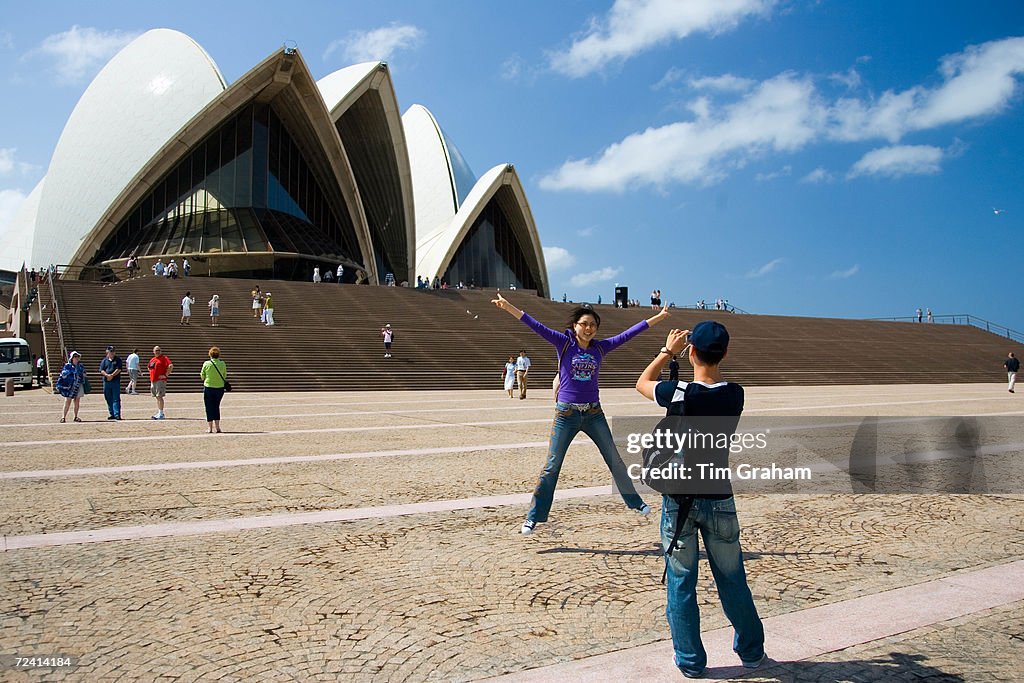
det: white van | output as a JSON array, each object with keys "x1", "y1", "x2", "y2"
[{"x1": 0, "y1": 337, "x2": 33, "y2": 389}]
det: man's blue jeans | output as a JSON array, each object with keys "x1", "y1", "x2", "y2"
[
  {"x1": 103, "y1": 380, "x2": 121, "y2": 418},
  {"x1": 661, "y1": 495, "x2": 764, "y2": 676},
  {"x1": 527, "y1": 402, "x2": 646, "y2": 523}
]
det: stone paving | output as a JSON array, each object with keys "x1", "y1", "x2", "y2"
[{"x1": 0, "y1": 384, "x2": 1022, "y2": 681}]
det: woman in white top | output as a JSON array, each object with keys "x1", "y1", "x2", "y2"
[
  {"x1": 503, "y1": 355, "x2": 517, "y2": 399},
  {"x1": 313, "y1": 266, "x2": 321, "y2": 283},
  {"x1": 180, "y1": 291, "x2": 195, "y2": 325},
  {"x1": 208, "y1": 294, "x2": 220, "y2": 327}
]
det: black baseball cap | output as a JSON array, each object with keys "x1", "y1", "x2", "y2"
[{"x1": 689, "y1": 321, "x2": 729, "y2": 353}]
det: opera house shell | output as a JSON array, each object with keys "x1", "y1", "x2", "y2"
[{"x1": 2, "y1": 29, "x2": 548, "y2": 295}]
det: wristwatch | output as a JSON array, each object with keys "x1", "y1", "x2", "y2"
[{"x1": 659, "y1": 347, "x2": 672, "y2": 356}]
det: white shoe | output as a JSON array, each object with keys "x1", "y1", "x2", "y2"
[
  {"x1": 637, "y1": 503, "x2": 652, "y2": 516},
  {"x1": 520, "y1": 520, "x2": 535, "y2": 535}
]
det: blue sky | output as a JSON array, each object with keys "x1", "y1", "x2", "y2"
[{"x1": 1, "y1": 1, "x2": 1023, "y2": 328}]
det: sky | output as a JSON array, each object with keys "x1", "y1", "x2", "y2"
[{"x1": 1, "y1": 1, "x2": 1023, "y2": 329}]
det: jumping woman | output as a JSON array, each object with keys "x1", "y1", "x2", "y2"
[{"x1": 491, "y1": 292, "x2": 670, "y2": 534}]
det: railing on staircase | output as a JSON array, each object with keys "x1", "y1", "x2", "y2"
[{"x1": 868, "y1": 314, "x2": 1024, "y2": 344}]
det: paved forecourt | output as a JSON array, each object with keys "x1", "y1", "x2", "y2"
[{"x1": 0, "y1": 384, "x2": 1022, "y2": 681}]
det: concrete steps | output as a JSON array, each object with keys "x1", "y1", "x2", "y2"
[{"x1": 48, "y1": 277, "x2": 1024, "y2": 393}]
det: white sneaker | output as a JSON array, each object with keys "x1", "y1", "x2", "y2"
[
  {"x1": 520, "y1": 520, "x2": 536, "y2": 535},
  {"x1": 637, "y1": 503, "x2": 652, "y2": 516},
  {"x1": 152, "y1": 413, "x2": 165, "y2": 420}
]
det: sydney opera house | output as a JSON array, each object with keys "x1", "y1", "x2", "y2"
[{"x1": 1, "y1": 29, "x2": 549, "y2": 295}]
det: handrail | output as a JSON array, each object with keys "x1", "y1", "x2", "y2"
[
  {"x1": 868, "y1": 313, "x2": 1024, "y2": 344},
  {"x1": 46, "y1": 270, "x2": 67, "y2": 360}
]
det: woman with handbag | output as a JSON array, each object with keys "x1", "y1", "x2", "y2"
[
  {"x1": 200, "y1": 346, "x2": 229, "y2": 433},
  {"x1": 57, "y1": 350, "x2": 87, "y2": 423}
]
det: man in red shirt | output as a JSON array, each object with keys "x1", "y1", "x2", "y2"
[{"x1": 148, "y1": 345, "x2": 174, "y2": 420}]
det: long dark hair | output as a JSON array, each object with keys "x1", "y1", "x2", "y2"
[{"x1": 566, "y1": 304, "x2": 601, "y2": 331}]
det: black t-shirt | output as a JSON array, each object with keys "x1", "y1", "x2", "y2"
[
  {"x1": 1006, "y1": 357, "x2": 1021, "y2": 373},
  {"x1": 655, "y1": 380, "x2": 744, "y2": 498}
]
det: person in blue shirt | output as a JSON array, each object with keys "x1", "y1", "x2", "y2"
[
  {"x1": 635, "y1": 321, "x2": 765, "y2": 678},
  {"x1": 99, "y1": 345, "x2": 123, "y2": 420}
]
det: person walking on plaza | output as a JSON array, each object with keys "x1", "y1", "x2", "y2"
[
  {"x1": 515, "y1": 350, "x2": 531, "y2": 399},
  {"x1": 492, "y1": 292, "x2": 669, "y2": 534},
  {"x1": 263, "y1": 292, "x2": 275, "y2": 326},
  {"x1": 1005, "y1": 352, "x2": 1020, "y2": 393},
  {"x1": 313, "y1": 266, "x2": 321, "y2": 284},
  {"x1": 180, "y1": 291, "x2": 195, "y2": 325},
  {"x1": 57, "y1": 350, "x2": 87, "y2": 423},
  {"x1": 635, "y1": 322, "x2": 766, "y2": 678},
  {"x1": 35, "y1": 354, "x2": 47, "y2": 387},
  {"x1": 201, "y1": 346, "x2": 229, "y2": 433},
  {"x1": 503, "y1": 355, "x2": 517, "y2": 399},
  {"x1": 99, "y1": 345, "x2": 123, "y2": 420},
  {"x1": 381, "y1": 323, "x2": 394, "y2": 358},
  {"x1": 251, "y1": 285, "x2": 262, "y2": 319},
  {"x1": 125, "y1": 347, "x2": 140, "y2": 395},
  {"x1": 148, "y1": 345, "x2": 173, "y2": 420},
  {"x1": 208, "y1": 294, "x2": 220, "y2": 327}
]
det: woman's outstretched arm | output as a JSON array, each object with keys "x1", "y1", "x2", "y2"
[{"x1": 491, "y1": 292, "x2": 524, "y2": 319}]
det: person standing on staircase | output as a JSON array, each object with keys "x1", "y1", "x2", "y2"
[
  {"x1": 381, "y1": 323, "x2": 394, "y2": 358},
  {"x1": 251, "y1": 285, "x2": 262, "y2": 319},
  {"x1": 263, "y1": 292, "x2": 275, "y2": 326},
  {"x1": 313, "y1": 266, "x2": 321, "y2": 284},
  {"x1": 336, "y1": 263, "x2": 344, "y2": 284},
  {"x1": 181, "y1": 291, "x2": 195, "y2": 325}
]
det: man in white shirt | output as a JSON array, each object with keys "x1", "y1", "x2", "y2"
[
  {"x1": 516, "y1": 350, "x2": 531, "y2": 399},
  {"x1": 125, "y1": 348, "x2": 140, "y2": 394},
  {"x1": 336, "y1": 264, "x2": 344, "y2": 284},
  {"x1": 381, "y1": 324, "x2": 394, "y2": 358}
]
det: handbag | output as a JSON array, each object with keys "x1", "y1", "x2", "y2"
[
  {"x1": 82, "y1": 375, "x2": 92, "y2": 395},
  {"x1": 211, "y1": 361, "x2": 231, "y2": 392}
]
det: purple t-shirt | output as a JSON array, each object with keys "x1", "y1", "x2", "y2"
[{"x1": 520, "y1": 313, "x2": 649, "y2": 404}]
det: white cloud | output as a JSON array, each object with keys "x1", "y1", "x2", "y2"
[
  {"x1": 746, "y1": 257, "x2": 784, "y2": 278},
  {"x1": 800, "y1": 167, "x2": 834, "y2": 184},
  {"x1": 755, "y1": 165, "x2": 791, "y2": 182},
  {"x1": 689, "y1": 74, "x2": 756, "y2": 92},
  {"x1": 830, "y1": 36, "x2": 1024, "y2": 142},
  {"x1": 550, "y1": 0, "x2": 774, "y2": 78},
  {"x1": 848, "y1": 145, "x2": 944, "y2": 179},
  {"x1": 576, "y1": 226, "x2": 596, "y2": 237},
  {"x1": 540, "y1": 73, "x2": 825, "y2": 192},
  {"x1": 0, "y1": 148, "x2": 13, "y2": 175},
  {"x1": 324, "y1": 24, "x2": 423, "y2": 64},
  {"x1": 571, "y1": 266, "x2": 622, "y2": 287},
  {"x1": 543, "y1": 246, "x2": 576, "y2": 271},
  {"x1": 542, "y1": 37, "x2": 1024, "y2": 193},
  {"x1": 652, "y1": 66, "x2": 686, "y2": 90},
  {"x1": 31, "y1": 26, "x2": 139, "y2": 84},
  {"x1": 829, "y1": 264, "x2": 860, "y2": 279}
]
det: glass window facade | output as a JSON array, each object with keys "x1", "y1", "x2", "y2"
[
  {"x1": 94, "y1": 103, "x2": 363, "y2": 273},
  {"x1": 336, "y1": 89, "x2": 409, "y2": 280},
  {"x1": 442, "y1": 191, "x2": 539, "y2": 291}
]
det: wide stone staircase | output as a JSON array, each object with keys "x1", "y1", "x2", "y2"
[{"x1": 47, "y1": 276, "x2": 1023, "y2": 393}]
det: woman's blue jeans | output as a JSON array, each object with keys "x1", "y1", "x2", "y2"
[
  {"x1": 527, "y1": 402, "x2": 646, "y2": 523},
  {"x1": 661, "y1": 495, "x2": 764, "y2": 676}
]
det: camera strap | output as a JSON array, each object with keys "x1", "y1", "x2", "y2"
[{"x1": 662, "y1": 494, "x2": 695, "y2": 584}]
